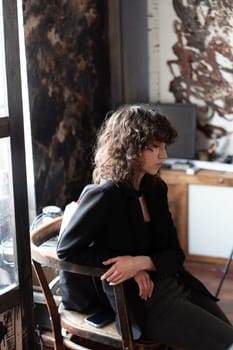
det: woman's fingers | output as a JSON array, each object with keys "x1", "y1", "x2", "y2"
[
  {"x1": 101, "y1": 266, "x2": 115, "y2": 281},
  {"x1": 134, "y1": 271, "x2": 154, "y2": 300},
  {"x1": 102, "y1": 257, "x2": 117, "y2": 265},
  {"x1": 101, "y1": 265, "x2": 123, "y2": 283}
]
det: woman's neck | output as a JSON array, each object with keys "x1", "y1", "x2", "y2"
[{"x1": 133, "y1": 174, "x2": 144, "y2": 191}]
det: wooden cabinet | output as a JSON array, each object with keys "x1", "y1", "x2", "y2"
[{"x1": 160, "y1": 168, "x2": 233, "y2": 264}]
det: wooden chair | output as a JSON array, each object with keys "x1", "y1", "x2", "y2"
[{"x1": 30, "y1": 216, "x2": 167, "y2": 350}]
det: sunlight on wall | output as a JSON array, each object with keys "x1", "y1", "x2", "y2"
[{"x1": 17, "y1": 0, "x2": 36, "y2": 223}]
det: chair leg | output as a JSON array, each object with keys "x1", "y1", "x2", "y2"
[{"x1": 215, "y1": 246, "x2": 233, "y2": 298}]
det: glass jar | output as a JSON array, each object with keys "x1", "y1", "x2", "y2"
[{"x1": 30, "y1": 205, "x2": 63, "y2": 231}]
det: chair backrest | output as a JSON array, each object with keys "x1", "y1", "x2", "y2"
[{"x1": 31, "y1": 217, "x2": 167, "y2": 350}]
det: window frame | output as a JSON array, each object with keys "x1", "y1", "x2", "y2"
[{"x1": 0, "y1": 0, "x2": 34, "y2": 347}]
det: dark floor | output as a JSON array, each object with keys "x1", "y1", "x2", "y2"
[{"x1": 186, "y1": 261, "x2": 233, "y2": 324}]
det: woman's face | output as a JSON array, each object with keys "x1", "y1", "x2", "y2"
[{"x1": 138, "y1": 142, "x2": 167, "y2": 176}]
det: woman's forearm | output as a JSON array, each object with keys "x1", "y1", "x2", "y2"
[{"x1": 133, "y1": 255, "x2": 156, "y2": 272}]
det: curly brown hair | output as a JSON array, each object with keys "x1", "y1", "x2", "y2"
[{"x1": 92, "y1": 104, "x2": 177, "y2": 185}]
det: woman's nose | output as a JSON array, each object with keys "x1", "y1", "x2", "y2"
[{"x1": 159, "y1": 145, "x2": 167, "y2": 159}]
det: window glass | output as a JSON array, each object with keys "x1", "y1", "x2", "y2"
[
  {"x1": 0, "y1": 138, "x2": 18, "y2": 292},
  {"x1": 0, "y1": 0, "x2": 8, "y2": 117}
]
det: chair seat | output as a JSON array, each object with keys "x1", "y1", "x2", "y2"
[
  {"x1": 60, "y1": 304, "x2": 122, "y2": 348},
  {"x1": 60, "y1": 306, "x2": 165, "y2": 349}
]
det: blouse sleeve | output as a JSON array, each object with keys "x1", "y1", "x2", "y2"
[
  {"x1": 149, "y1": 181, "x2": 186, "y2": 277},
  {"x1": 56, "y1": 185, "x2": 110, "y2": 265}
]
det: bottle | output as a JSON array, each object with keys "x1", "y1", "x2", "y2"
[{"x1": 30, "y1": 205, "x2": 63, "y2": 231}]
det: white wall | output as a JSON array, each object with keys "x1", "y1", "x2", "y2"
[
  {"x1": 188, "y1": 184, "x2": 233, "y2": 259},
  {"x1": 147, "y1": 0, "x2": 177, "y2": 103}
]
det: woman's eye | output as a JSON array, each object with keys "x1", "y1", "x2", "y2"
[{"x1": 148, "y1": 145, "x2": 159, "y2": 151}]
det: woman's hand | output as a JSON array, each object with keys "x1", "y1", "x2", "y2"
[
  {"x1": 100, "y1": 255, "x2": 155, "y2": 286},
  {"x1": 134, "y1": 270, "x2": 154, "y2": 300},
  {"x1": 101, "y1": 256, "x2": 137, "y2": 284}
]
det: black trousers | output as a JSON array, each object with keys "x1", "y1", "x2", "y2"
[{"x1": 143, "y1": 277, "x2": 233, "y2": 350}]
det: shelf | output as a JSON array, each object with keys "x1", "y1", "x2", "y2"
[{"x1": 163, "y1": 158, "x2": 233, "y2": 174}]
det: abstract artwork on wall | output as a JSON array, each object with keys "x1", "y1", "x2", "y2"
[
  {"x1": 23, "y1": 0, "x2": 110, "y2": 210},
  {"x1": 167, "y1": 0, "x2": 233, "y2": 158}
]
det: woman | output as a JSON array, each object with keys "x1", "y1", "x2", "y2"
[{"x1": 57, "y1": 104, "x2": 233, "y2": 349}]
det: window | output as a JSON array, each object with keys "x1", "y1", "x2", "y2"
[
  {"x1": 0, "y1": 3, "x2": 19, "y2": 293},
  {"x1": 0, "y1": 0, "x2": 35, "y2": 347},
  {"x1": 0, "y1": 0, "x2": 8, "y2": 118},
  {"x1": 0, "y1": 138, "x2": 18, "y2": 292}
]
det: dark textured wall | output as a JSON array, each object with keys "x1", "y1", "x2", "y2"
[{"x1": 23, "y1": 0, "x2": 110, "y2": 211}]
